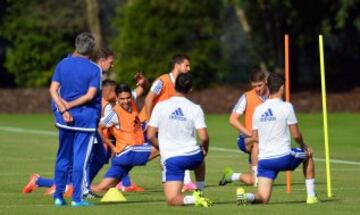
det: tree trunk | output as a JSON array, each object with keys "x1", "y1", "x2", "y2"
[
  {"x1": 85, "y1": 0, "x2": 102, "y2": 49},
  {"x1": 233, "y1": 2, "x2": 268, "y2": 71}
]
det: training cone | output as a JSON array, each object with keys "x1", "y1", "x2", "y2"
[{"x1": 100, "y1": 188, "x2": 127, "y2": 203}]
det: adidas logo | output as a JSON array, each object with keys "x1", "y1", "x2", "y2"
[
  {"x1": 260, "y1": 108, "x2": 276, "y2": 122},
  {"x1": 169, "y1": 108, "x2": 187, "y2": 121}
]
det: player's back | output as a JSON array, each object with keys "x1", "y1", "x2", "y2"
[
  {"x1": 151, "y1": 96, "x2": 205, "y2": 161},
  {"x1": 54, "y1": 56, "x2": 100, "y2": 106},
  {"x1": 253, "y1": 98, "x2": 297, "y2": 159}
]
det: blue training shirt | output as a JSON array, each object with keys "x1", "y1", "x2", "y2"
[{"x1": 51, "y1": 55, "x2": 101, "y2": 131}]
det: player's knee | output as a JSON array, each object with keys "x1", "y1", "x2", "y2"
[
  {"x1": 257, "y1": 192, "x2": 270, "y2": 204},
  {"x1": 166, "y1": 197, "x2": 180, "y2": 206}
]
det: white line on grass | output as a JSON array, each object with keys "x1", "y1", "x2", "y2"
[
  {"x1": 211, "y1": 147, "x2": 360, "y2": 166},
  {"x1": 1, "y1": 126, "x2": 360, "y2": 166},
  {"x1": 0, "y1": 126, "x2": 57, "y2": 136}
]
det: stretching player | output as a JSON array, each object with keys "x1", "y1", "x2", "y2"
[
  {"x1": 219, "y1": 69, "x2": 269, "y2": 186},
  {"x1": 91, "y1": 84, "x2": 158, "y2": 193},
  {"x1": 236, "y1": 73, "x2": 318, "y2": 205},
  {"x1": 147, "y1": 73, "x2": 213, "y2": 207},
  {"x1": 144, "y1": 54, "x2": 196, "y2": 192}
]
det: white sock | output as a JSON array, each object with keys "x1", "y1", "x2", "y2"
[
  {"x1": 305, "y1": 178, "x2": 316, "y2": 197},
  {"x1": 231, "y1": 173, "x2": 241, "y2": 181},
  {"x1": 196, "y1": 181, "x2": 205, "y2": 192},
  {"x1": 245, "y1": 193, "x2": 256, "y2": 202},
  {"x1": 183, "y1": 195, "x2": 195, "y2": 205},
  {"x1": 184, "y1": 170, "x2": 192, "y2": 184},
  {"x1": 251, "y1": 166, "x2": 258, "y2": 176}
]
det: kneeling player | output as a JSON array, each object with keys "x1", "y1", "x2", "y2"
[
  {"x1": 91, "y1": 84, "x2": 158, "y2": 193},
  {"x1": 147, "y1": 73, "x2": 213, "y2": 207},
  {"x1": 237, "y1": 73, "x2": 318, "y2": 205}
]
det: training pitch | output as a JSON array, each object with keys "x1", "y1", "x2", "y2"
[{"x1": 0, "y1": 113, "x2": 359, "y2": 215}]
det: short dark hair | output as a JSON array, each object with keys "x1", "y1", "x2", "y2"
[
  {"x1": 249, "y1": 69, "x2": 267, "y2": 83},
  {"x1": 102, "y1": 79, "x2": 117, "y2": 88},
  {"x1": 115, "y1": 83, "x2": 131, "y2": 95},
  {"x1": 93, "y1": 47, "x2": 114, "y2": 62},
  {"x1": 175, "y1": 73, "x2": 192, "y2": 94},
  {"x1": 170, "y1": 54, "x2": 190, "y2": 70},
  {"x1": 75, "y1": 32, "x2": 96, "y2": 55},
  {"x1": 267, "y1": 72, "x2": 285, "y2": 94}
]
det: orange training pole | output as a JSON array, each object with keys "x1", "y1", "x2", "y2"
[{"x1": 285, "y1": 34, "x2": 291, "y2": 193}]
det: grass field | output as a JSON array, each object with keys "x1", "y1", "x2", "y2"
[{"x1": 0, "y1": 113, "x2": 359, "y2": 215}]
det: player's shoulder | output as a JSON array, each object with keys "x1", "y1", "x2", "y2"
[
  {"x1": 154, "y1": 73, "x2": 168, "y2": 82},
  {"x1": 253, "y1": 101, "x2": 266, "y2": 114},
  {"x1": 283, "y1": 101, "x2": 295, "y2": 112}
]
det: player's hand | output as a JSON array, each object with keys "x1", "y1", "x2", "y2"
[
  {"x1": 63, "y1": 101, "x2": 71, "y2": 110},
  {"x1": 62, "y1": 111, "x2": 73, "y2": 125},
  {"x1": 304, "y1": 144, "x2": 313, "y2": 157},
  {"x1": 201, "y1": 145, "x2": 208, "y2": 157},
  {"x1": 134, "y1": 72, "x2": 149, "y2": 87}
]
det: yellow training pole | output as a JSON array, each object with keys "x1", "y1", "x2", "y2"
[
  {"x1": 284, "y1": 34, "x2": 291, "y2": 193},
  {"x1": 319, "y1": 35, "x2": 333, "y2": 198}
]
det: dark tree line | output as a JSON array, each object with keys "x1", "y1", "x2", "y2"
[{"x1": 0, "y1": 0, "x2": 359, "y2": 90}]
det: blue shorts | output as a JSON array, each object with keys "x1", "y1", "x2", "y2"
[
  {"x1": 92, "y1": 134, "x2": 110, "y2": 164},
  {"x1": 104, "y1": 143, "x2": 152, "y2": 179},
  {"x1": 237, "y1": 134, "x2": 248, "y2": 153},
  {"x1": 237, "y1": 134, "x2": 252, "y2": 163},
  {"x1": 163, "y1": 151, "x2": 204, "y2": 182},
  {"x1": 257, "y1": 148, "x2": 306, "y2": 180}
]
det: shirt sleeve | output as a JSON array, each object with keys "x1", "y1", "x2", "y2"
[
  {"x1": 131, "y1": 90, "x2": 137, "y2": 100},
  {"x1": 232, "y1": 94, "x2": 247, "y2": 114},
  {"x1": 89, "y1": 67, "x2": 101, "y2": 88},
  {"x1": 102, "y1": 103, "x2": 113, "y2": 117},
  {"x1": 148, "y1": 104, "x2": 160, "y2": 128},
  {"x1": 193, "y1": 106, "x2": 207, "y2": 129},
  {"x1": 52, "y1": 62, "x2": 62, "y2": 82},
  {"x1": 150, "y1": 79, "x2": 163, "y2": 95},
  {"x1": 286, "y1": 103, "x2": 298, "y2": 125},
  {"x1": 101, "y1": 110, "x2": 119, "y2": 128}
]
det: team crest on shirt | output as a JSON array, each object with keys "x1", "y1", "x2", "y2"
[
  {"x1": 169, "y1": 108, "x2": 187, "y2": 121},
  {"x1": 260, "y1": 108, "x2": 276, "y2": 122}
]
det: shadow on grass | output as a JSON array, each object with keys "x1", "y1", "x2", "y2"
[
  {"x1": 211, "y1": 198, "x2": 339, "y2": 206},
  {"x1": 273, "y1": 181, "x2": 326, "y2": 187},
  {"x1": 271, "y1": 198, "x2": 339, "y2": 205},
  {"x1": 96, "y1": 198, "x2": 164, "y2": 206}
]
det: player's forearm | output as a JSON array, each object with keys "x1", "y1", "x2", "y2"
[
  {"x1": 134, "y1": 86, "x2": 144, "y2": 98},
  {"x1": 289, "y1": 124, "x2": 305, "y2": 148},
  {"x1": 229, "y1": 114, "x2": 251, "y2": 136},
  {"x1": 200, "y1": 138, "x2": 209, "y2": 154},
  {"x1": 144, "y1": 95, "x2": 154, "y2": 121},
  {"x1": 294, "y1": 134, "x2": 305, "y2": 148},
  {"x1": 49, "y1": 83, "x2": 67, "y2": 113},
  {"x1": 98, "y1": 126, "x2": 115, "y2": 151},
  {"x1": 230, "y1": 120, "x2": 251, "y2": 136},
  {"x1": 147, "y1": 126, "x2": 159, "y2": 149},
  {"x1": 67, "y1": 87, "x2": 97, "y2": 109}
]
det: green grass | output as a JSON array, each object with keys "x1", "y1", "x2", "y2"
[{"x1": 0, "y1": 113, "x2": 359, "y2": 215}]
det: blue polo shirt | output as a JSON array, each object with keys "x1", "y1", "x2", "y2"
[{"x1": 52, "y1": 55, "x2": 101, "y2": 131}]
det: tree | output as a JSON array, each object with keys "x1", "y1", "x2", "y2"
[
  {"x1": 234, "y1": 0, "x2": 360, "y2": 90},
  {"x1": 85, "y1": 0, "x2": 103, "y2": 49},
  {"x1": 0, "y1": 0, "x2": 87, "y2": 87},
  {"x1": 110, "y1": 0, "x2": 225, "y2": 88}
]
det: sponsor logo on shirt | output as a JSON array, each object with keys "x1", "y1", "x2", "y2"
[
  {"x1": 260, "y1": 108, "x2": 276, "y2": 122},
  {"x1": 169, "y1": 108, "x2": 187, "y2": 121}
]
